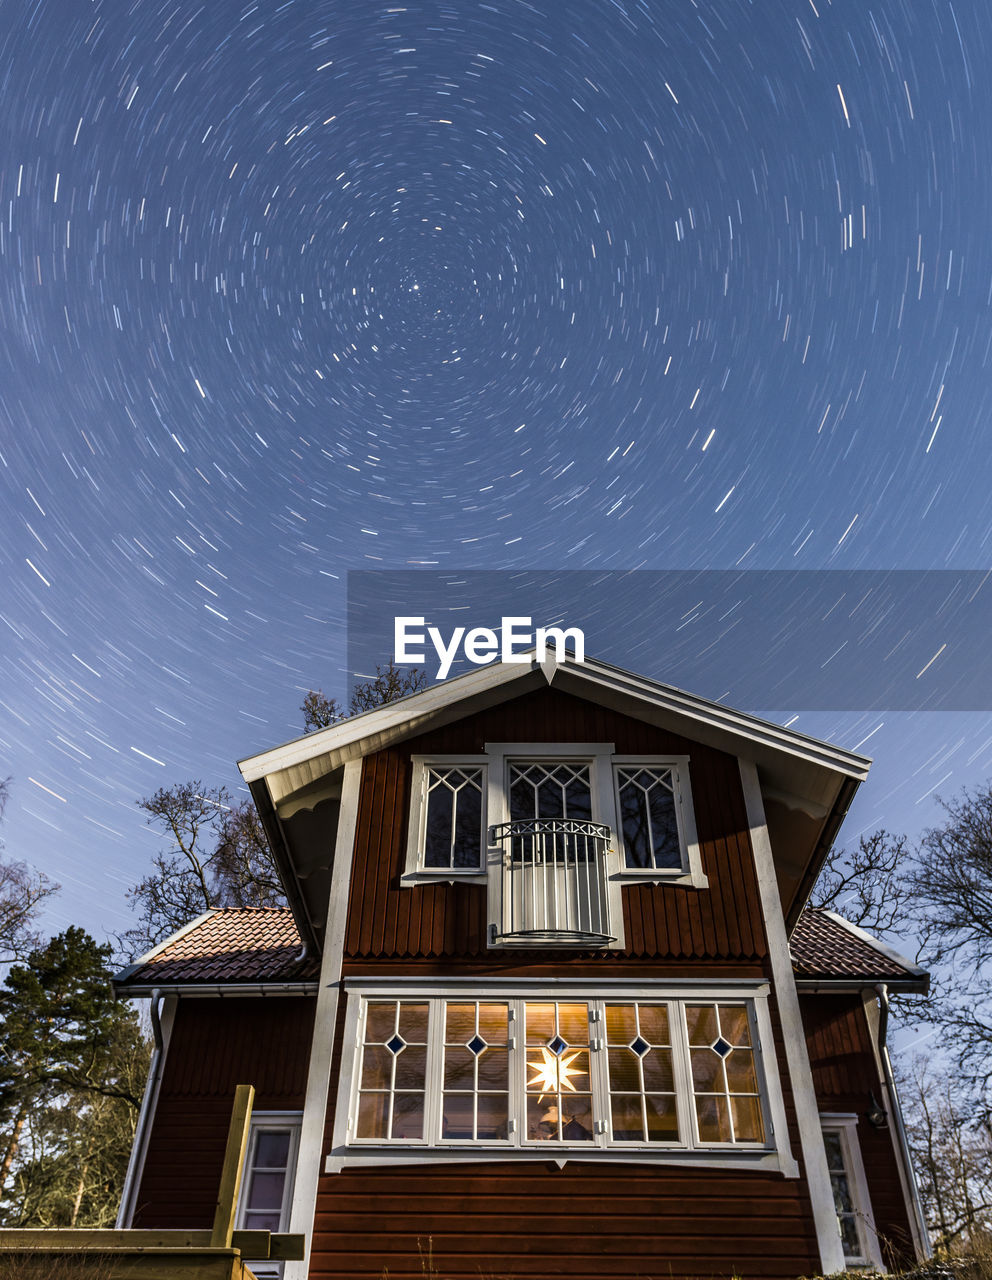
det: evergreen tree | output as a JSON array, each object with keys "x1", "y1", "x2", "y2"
[{"x1": 0, "y1": 928, "x2": 149, "y2": 1224}]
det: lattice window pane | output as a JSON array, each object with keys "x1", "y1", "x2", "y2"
[
  {"x1": 616, "y1": 766, "x2": 682, "y2": 869},
  {"x1": 423, "y1": 767, "x2": 484, "y2": 869},
  {"x1": 604, "y1": 1002, "x2": 678, "y2": 1144},
  {"x1": 685, "y1": 1004, "x2": 764, "y2": 1144},
  {"x1": 441, "y1": 1001, "x2": 510, "y2": 1142},
  {"x1": 357, "y1": 1000, "x2": 429, "y2": 1141},
  {"x1": 524, "y1": 1001, "x2": 594, "y2": 1143}
]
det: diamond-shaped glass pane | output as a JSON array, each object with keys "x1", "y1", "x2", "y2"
[
  {"x1": 712, "y1": 1036, "x2": 732, "y2": 1059},
  {"x1": 548, "y1": 1035, "x2": 568, "y2": 1056},
  {"x1": 630, "y1": 1035, "x2": 650, "y2": 1057},
  {"x1": 467, "y1": 1035, "x2": 487, "y2": 1056},
  {"x1": 386, "y1": 1034, "x2": 406, "y2": 1055}
]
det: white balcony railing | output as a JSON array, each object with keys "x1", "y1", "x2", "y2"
[{"x1": 489, "y1": 818, "x2": 615, "y2": 946}]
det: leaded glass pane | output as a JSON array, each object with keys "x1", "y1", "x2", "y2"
[
  {"x1": 356, "y1": 1092, "x2": 389, "y2": 1139},
  {"x1": 399, "y1": 1002, "x2": 429, "y2": 1042},
  {"x1": 423, "y1": 767, "x2": 483, "y2": 870},
  {"x1": 695, "y1": 1094, "x2": 732, "y2": 1142},
  {"x1": 641, "y1": 1048, "x2": 675, "y2": 1093},
  {"x1": 610, "y1": 1093, "x2": 644, "y2": 1141},
  {"x1": 604, "y1": 1002, "x2": 678, "y2": 1144},
  {"x1": 440, "y1": 1001, "x2": 510, "y2": 1143},
  {"x1": 360, "y1": 1045, "x2": 392, "y2": 1090},
  {"x1": 392, "y1": 1093, "x2": 424, "y2": 1140},
  {"x1": 476, "y1": 1047, "x2": 509, "y2": 1091},
  {"x1": 394, "y1": 1046, "x2": 428, "y2": 1090},
  {"x1": 476, "y1": 1093, "x2": 509, "y2": 1140},
  {"x1": 254, "y1": 1131, "x2": 291, "y2": 1168},
  {"x1": 616, "y1": 766, "x2": 682, "y2": 869},
  {"x1": 685, "y1": 1005, "x2": 718, "y2": 1045},
  {"x1": 645, "y1": 1095, "x2": 679, "y2": 1141},
  {"x1": 365, "y1": 1003, "x2": 397, "y2": 1043},
  {"x1": 608, "y1": 1048, "x2": 641, "y2": 1092},
  {"x1": 730, "y1": 1096, "x2": 764, "y2": 1142}
]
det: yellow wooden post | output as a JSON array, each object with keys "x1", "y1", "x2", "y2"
[{"x1": 210, "y1": 1084, "x2": 255, "y2": 1249}]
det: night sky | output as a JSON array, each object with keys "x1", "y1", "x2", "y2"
[{"x1": 2, "y1": 0, "x2": 991, "y2": 946}]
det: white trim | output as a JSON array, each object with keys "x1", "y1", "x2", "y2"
[
  {"x1": 403, "y1": 755, "x2": 489, "y2": 882},
  {"x1": 328, "y1": 981, "x2": 794, "y2": 1176},
  {"x1": 739, "y1": 758, "x2": 847, "y2": 1274},
  {"x1": 116, "y1": 995, "x2": 177, "y2": 1227},
  {"x1": 238, "y1": 651, "x2": 870, "y2": 786},
  {"x1": 236, "y1": 1111, "x2": 303, "y2": 1279},
  {"x1": 820, "y1": 1113, "x2": 885, "y2": 1270},
  {"x1": 283, "y1": 757, "x2": 363, "y2": 1280},
  {"x1": 611, "y1": 755, "x2": 708, "y2": 887}
]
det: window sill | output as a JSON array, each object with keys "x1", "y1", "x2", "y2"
[
  {"x1": 614, "y1": 869, "x2": 709, "y2": 889},
  {"x1": 327, "y1": 1145, "x2": 797, "y2": 1177},
  {"x1": 400, "y1": 870, "x2": 487, "y2": 886}
]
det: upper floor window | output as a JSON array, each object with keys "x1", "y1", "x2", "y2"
[{"x1": 404, "y1": 745, "x2": 706, "y2": 895}]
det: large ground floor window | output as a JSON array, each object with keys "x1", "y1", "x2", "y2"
[{"x1": 330, "y1": 982, "x2": 796, "y2": 1173}]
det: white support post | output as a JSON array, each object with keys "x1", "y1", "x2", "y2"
[
  {"x1": 284, "y1": 758, "x2": 364, "y2": 1280},
  {"x1": 739, "y1": 758, "x2": 847, "y2": 1276}
]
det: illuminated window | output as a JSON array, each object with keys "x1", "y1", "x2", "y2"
[{"x1": 343, "y1": 992, "x2": 781, "y2": 1162}]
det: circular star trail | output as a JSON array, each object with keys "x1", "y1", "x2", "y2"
[{"x1": 1, "y1": 0, "x2": 991, "y2": 938}]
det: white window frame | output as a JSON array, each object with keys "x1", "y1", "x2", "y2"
[
  {"x1": 484, "y1": 743, "x2": 625, "y2": 949},
  {"x1": 820, "y1": 1113, "x2": 885, "y2": 1271},
  {"x1": 327, "y1": 978, "x2": 797, "y2": 1177},
  {"x1": 611, "y1": 755, "x2": 707, "y2": 887},
  {"x1": 402, "y1": 755, "x2": 489, "y2": 885},
  {"x1": 235, "y1": 1110, "x2": 303, "y2": 1279}
]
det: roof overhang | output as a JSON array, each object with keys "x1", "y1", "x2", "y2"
[{"x1": 239, "y1": 650, "x2": 871, "y2": 947}]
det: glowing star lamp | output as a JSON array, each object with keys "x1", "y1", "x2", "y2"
[{"x1": 527, "y1": 1047, "x2": 586, "y2": 1101}]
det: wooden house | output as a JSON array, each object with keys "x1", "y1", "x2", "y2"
[{"x1": 113, "y1": 651, "x2": 929, "y2": 1279}]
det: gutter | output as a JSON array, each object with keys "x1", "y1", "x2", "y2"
[
  {"x1": 118, "y1": 981, "x2": 319, "y2": 999},
  {"x1": 116, "y1": 988, "x2": 165, "y2": 1228},
  {"x1": 795, "y1": 977, "x2": 929, "y2": 995},
  {"x1": 875, "y1": 984, "x2": 932, "y2": 1259}
]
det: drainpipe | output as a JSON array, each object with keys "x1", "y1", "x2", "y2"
[
  {"x1": 875, "y1": 984, "x2": 931, "y2": 1259},
  {"x1": 115, "y1": 988, "x2": 165, "y2": 1228}
]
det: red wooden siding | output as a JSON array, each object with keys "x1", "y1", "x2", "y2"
[
  {"x1": 344, "y1": 687, "x2": 767, "y2": 964},
  {"x1": 310, "y1": 1163, "x2": 818, "y2": 1280},
  {"x1": 131, "y1": 996, "x2": 314, "y2": 1229},
  {"x1": 800, "y1": 993, "x2": 916, "y2": 1269}
]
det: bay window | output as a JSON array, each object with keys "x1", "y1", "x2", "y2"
[{"x1": 330, "y1": 983, "x2": 795, "y2": 1174}]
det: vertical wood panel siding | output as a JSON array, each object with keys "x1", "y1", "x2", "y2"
[
  {"x1": 345, "y1": 688, "x2": 767, "y2": 963},
  {"x1": 132, "y1": 996, "x2": 315, "y2": 1229},
  {"x1": 800, "y1": 993, "x2": 917, "y2": 1268}
]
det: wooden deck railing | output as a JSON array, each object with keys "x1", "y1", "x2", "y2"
[{"x1": 0, "y1": 1085, "x2": 305, "y2": 1280}]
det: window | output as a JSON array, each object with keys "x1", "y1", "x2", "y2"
[
  {"x1": 611, "y1": 757, "x2": 705, "y2": 883},
  {"x1": 405, "y1": 746, "x2": 706, "y2": 904},
  {"x1": 333, "y1": 985, "x2": 795, "y2": 1174},
  {"x1": 235, "y1": 1112, "x2": 302, "y2": 1279},
  {"x1": 404, "y1": 756, "x2": 488, "y2": 880},
  {"x1": 820, "y1": 1116, "x2": 883, "y2": 1269}
]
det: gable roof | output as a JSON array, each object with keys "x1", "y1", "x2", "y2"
[
  {"x1": 113, "y1": 907, "x2": 926, "y2": 995},
  {"x1": 236, "y1": 651, "x2": 871, "y2": 951}
]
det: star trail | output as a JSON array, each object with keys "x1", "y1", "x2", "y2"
[{"x1": 1, "y1": 0, "x2": 991, "y2": 939}]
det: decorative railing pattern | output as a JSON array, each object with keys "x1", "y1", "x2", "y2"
[{"x1": 490, "y1": 817, "x2": 614, "y2": 945}]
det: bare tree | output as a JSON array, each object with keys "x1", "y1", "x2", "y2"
[
  {"x1": 900, "y1": 1058, "x2": 992, "y2": 1255},
  {"x1": 123, "y1": 782, "x2": 285, "y2": 954},
  {"x1": 301, "y1": 662, "x2": 427, "y2": 733},
  {"x1": 810, "y1": 828, "x2": 918, "y2": 937},
  {"x1": 0, "y1": 780, "x2": 60, "y2": 965}
]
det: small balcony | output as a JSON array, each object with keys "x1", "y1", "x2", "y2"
[{"x1": 489, "y1": 817, "x2": 615, "y2": 946}]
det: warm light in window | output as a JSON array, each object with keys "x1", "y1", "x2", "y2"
[{"x1": 527, "y1": 1047, "x2": 587, "y2": 1099}]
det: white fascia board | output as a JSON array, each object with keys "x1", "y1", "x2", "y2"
[
  {"x1": 818, "y1": 909, "x2": 929, "y2": 982},
  {"x1": 238, "y1": 649, "x2": 870, "y2": 790},
  {"x1": 238, "y1": 657, "x2": 538, "y2": 784}
]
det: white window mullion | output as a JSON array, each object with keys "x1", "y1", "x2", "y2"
[
  {"x1": 589, "y1": 1000, "x2": 610, "y2": 1146},
  {"x1": 670, "y1": 1000, "x2": 698, "y2": 1150},
  {"x1": 426, "y1": 998, "x2": 445, "y2": 1145},
  {"x1": 508, "y1": 999, "x2": 525, "y2": 1147}
]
